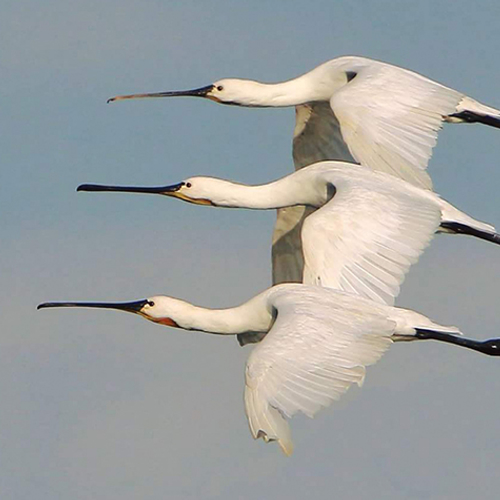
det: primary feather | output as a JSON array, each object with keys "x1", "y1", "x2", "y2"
[{"x1": 244, "y1": 284, "x2": 459, "y2": 455}]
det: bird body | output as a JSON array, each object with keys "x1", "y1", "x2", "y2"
[
  {"x1": 40, "y1": 283, "x2": 500, "y2": 456},
  {"x1": 107, "y1": 56, "x2": 500, "y2": 282},
  {"x1": 78, "y1": 161, "x2": 499, "y2": 306}
]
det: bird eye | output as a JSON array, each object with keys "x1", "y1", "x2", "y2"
[
  {"x1": 186, "y1": 182, "x2": 192, "y2": 188},
  {"x1": 147, "y1": 300, "x2": 155, "y2": 307},
  {"x1": 216, "y1": 85, "x2": 224, "y2": 91}
]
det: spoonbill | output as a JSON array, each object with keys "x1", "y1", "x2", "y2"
[
  {"x1": 107, "y1": 56, "x2": 500, "y2": 283},
  {"x1": 37, "y1": 284, "x2": 500, "y2": 455},
  {"x1": 78, "y1": 161, "x2": 500, "y2": 309},
  {"x1": 108, "y1": 56, "x2": 500, "y2": 188}
]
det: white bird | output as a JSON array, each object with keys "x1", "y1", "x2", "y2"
[
  {"x1": 107, "y1": 56, "x2": 500, "y2": 283},
  {"x1": 78, "y1": 161, "x2": 500, "y2": 309},
  {"x1": 38, "y1": 284, "x2": 500, "y2": 455}
]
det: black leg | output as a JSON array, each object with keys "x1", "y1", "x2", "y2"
[
  {"x1": 415, "y1": 329, "x2": 500, "y2": 356},
  {"x1": 440, "y1": 222, "x2": 500, "y2": 246}
]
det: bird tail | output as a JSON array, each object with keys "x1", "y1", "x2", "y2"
[
  {"x1": 391, "y1": 306, "x2": 462, "y2": 340},
  {"x1": 244, "y1": 384, "x2": 293, "y2": 456},
  {"x1": 446, "y1": 96, "x2": 500, "y2": 129},
  {"x1": 438, "y1": 200, "x2": 500, "y2": 245}
]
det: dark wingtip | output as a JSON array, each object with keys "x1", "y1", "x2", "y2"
[{"x1": 106, "y1": 97, "x2": 114, "y2": 104}]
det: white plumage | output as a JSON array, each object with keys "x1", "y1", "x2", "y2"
[
  {"x1": 244, "y1": 285, "x2": 398, "y2": 455},
  {"x1": 77, "y1": 161, "x2": 499, "y2": 308},
  {"x1": 107, "y1": 56, "x2": 500, "y2": 283},
  {"x1": 299, "y1": 164, "x2": 443, "y2": 304},
  {"x1": 41, "y1": 283, "x2": 480, "y2": 455},
  {"x1": 45, "y1": 57, "x2": 500, "y2": 456}
]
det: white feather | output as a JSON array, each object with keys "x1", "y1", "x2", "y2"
[{"x1": 244, "y1": 284, "x2": 458, "y2": 454}]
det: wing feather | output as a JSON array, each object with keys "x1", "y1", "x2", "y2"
[
  {"x1": 292, "y1": 102, "x2": 356, "y2": 169},
  {"x1": 331, "y1": 65, "x2": 463, "y2": 190},
  {"x1": 301, "y1": 169, "x2": 442, "y2": 305},
  {"x1": 273, "y1": 63, "x2": 463, "y2": 286},
  {"x1": 273, "y1": 102, "x2": 358, "y2": 286},
  {"x1": 244, "y1": 287, "x2": 395, "y2": 455}
]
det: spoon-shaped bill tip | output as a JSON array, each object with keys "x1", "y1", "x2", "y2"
[
  {"x1": 106, "y1": 94, "x2": 152, "y2": 104},
  {"x1": 37, "y1": 302, "x2": 69, "y2": 310},
  {"x1": 76, "y1": 183, "x2": 117, "y2": 192}
]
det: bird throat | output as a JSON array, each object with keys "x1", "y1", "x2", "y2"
[
  {"x1": 154, "y1": 317, "x2": 180, "y2": 328},
  {"x1": 172, "y1": 192, "x2": 215, "y2": 206}
]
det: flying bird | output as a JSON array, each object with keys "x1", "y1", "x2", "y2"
[
  {"x1": 107, "y1": 56, "x2": 500, "y2": 283},
  {"x1": 78, "y1": 161, "x2": 500, "y2": 309},
  {"x1": 37, "y1": 284, "x2": 500, "y2": 455}
]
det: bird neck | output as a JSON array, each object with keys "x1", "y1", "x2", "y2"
[
  {"x1": 230, "y1": 57, "x2": 367, "y2": 107},
  {"x1": 173, "y1": 292, "x2": 273, "y2": 335},
  {"x1": 244, "y1": 75, "x2": 321, "y2": 107},
  {"x1": 242, "y1": 60, "x2": 355, "y2": 107},
  {"x1": 207, "y1": 172, "x2": 324, "y2": 209}
]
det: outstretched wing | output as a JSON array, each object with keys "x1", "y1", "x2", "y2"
[
  {"x1": 331, "y1": 64, "x2": 463, "y2": 190},
  {"x1": 301, "y1": 168, "x2": 442, "y2": 305},
  {"x1": 272, "y1": 102, "x2": 357, "y2": 286},
  {"x1": 292, "y1": 102, "x2": 356, "y2": 169},
  {"x1": 244, "y1": 286, "x2": 395, "y2": 455},
  {"x1": 272, "y1": 205, "x2": 310, "y2": 284}
]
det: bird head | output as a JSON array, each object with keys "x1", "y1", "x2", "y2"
[
  {"x1": 106, "y1": 79, "x2": 279, "y2": 107},
  {"x1": 76, "y1": 176, "x2": 225, "y2": 206},
  {"x1": 37, "y1": 295, "x2": 195, "y2": 329},
  {"x1": 76, "y1": 176, "x2": 250, "y2": 207}
]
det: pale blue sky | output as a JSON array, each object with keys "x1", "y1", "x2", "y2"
[{"x1": 2, "y1": 1, "x2": 500, "y2": 499}]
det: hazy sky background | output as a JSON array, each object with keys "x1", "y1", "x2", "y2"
[{"x1": 2, "y1": 1, "x2": 500, "y2": 499}]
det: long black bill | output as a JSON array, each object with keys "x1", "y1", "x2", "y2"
[
  {"x1": 107, "y1": 84, "x2": 215, "y2": 104},
  {"x1": 77, "y1": 182, "x2": 184, "y2": 195},
  {"x1": 416, "y1": 328, "x2": 500, "y2": 356},
  {"x1": 37, "y1": 299, "x2": 150, "y2": 314}
]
